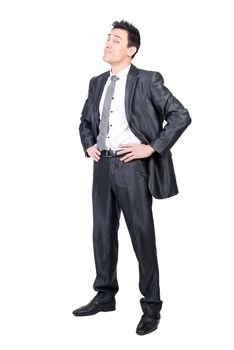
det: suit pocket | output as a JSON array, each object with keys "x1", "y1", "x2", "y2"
[{"x1": 134, "y1": 159, "x2": 148, "y2": 178}]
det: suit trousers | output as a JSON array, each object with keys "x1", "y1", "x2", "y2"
[{"x1": 92, "y1": 156, "x2": 162, "y2": 313}]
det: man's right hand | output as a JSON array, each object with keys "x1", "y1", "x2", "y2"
[{"x1": 87, "y1": 144, "x2": 101, "y2": 162}]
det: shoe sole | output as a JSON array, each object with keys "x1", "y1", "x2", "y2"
[
  {"x1": 136, "y1": 324, "x2": 159, "y2": 336},
  {"x1": 101, "y1": 305, "x2": 116, "y2": 312},
  {"x1": 73, "y1": 305, "x2": 116, "y2": 316}
]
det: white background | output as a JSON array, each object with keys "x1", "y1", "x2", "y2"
[{"x1": 0, "y1": 0, "x2": 234, "y2": 349}]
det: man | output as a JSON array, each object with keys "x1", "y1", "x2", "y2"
[{"x1": 73, "y1": 20, "x2": 191, "y2": 336}]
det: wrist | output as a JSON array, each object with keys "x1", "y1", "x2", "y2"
[{"x1": 147, "y1": 144, "x2": 155, "y2": 155}]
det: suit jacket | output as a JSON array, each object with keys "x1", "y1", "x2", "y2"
[{"x1": 79, "y1": 64, "x2": 191, "y2": 199}]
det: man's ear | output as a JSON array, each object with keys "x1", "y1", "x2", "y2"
[{"x1": 127, "y1": 46, "x2": 137, "y2": 58}]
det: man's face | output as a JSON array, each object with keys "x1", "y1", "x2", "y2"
[{"x1": 103, "y1": 28, "x2": 134, "y2": 65}]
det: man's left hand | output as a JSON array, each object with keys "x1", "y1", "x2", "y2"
[{"x1": 117, "y1": 144, "x2": 155, "y2": 162}]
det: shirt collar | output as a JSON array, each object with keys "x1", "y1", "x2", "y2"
[{"x1": 110, "y1": 64, "x2": 131, "y2": 80}]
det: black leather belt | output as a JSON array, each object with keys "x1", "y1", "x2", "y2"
[{"x1": 101, "y1": 149, "x2": 121, "y2": 157}]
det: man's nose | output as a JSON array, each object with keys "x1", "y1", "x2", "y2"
[{"x1": 106, "y1": 41, "x2": 111, "y2": 48}]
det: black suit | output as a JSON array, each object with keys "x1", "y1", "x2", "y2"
[{"x1": 79, "y1": 64, "x2": 191, "y2": 313}]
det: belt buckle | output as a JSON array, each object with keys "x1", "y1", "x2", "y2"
[{"x1": 105, "y1": 149, "x2": 112, "y2": 157}]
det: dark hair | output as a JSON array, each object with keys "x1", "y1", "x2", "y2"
[{"x1": 111, "y1": 20, "x2": 141, "y2": 59}]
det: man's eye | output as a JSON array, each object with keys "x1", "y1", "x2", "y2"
[{"x1": 113, "y1": 40, "x2": 120, "y2": 44}]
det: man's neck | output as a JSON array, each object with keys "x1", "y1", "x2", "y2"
[{"x1": 111, "y1": 62, "x2": 131, "y2": 75}]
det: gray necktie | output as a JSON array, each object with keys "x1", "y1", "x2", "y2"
[{"x1": 97, "y1": 75, "x2": 119, "y2": 150}]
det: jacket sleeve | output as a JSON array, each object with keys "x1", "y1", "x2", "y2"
[
  {"x1": 149, "y1": 72, "x2": 192, "y2": 155},
  {"x1": 79, "y1": 78, "x2": 96, "y2": 156}
]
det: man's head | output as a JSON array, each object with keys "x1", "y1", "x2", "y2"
[{"x1": 103, "y1": 20, "x2": 141, "y2": 67}]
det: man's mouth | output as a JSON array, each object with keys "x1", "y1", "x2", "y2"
[{"x1": 104, "y1": 49, "x2": 111, "y2": 55}]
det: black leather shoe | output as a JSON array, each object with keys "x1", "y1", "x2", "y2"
[
  {"x1": 72, "y1": 297, "x2": 116, "y2": 316},
  {"x1": 136, "y1": 312, "x2": 160, "y2": 335}
]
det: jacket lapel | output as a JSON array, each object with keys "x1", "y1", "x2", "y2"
[
  {"x1": 125, "y1": 64, "x2": 139, "y2": 122},
  {"x1": 94, "y1": 71, "x2": 109, "y2": 125}
]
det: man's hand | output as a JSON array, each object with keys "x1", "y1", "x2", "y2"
[
  {"x1": 87, "y1": 144, "x2": 101, "y2": 162},
  {"x1": 117, "y1": 144, "x2": 155, "y2": 162}
]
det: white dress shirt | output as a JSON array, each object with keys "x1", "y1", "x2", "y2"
[{"x1": 99, "y1": 64, "x2": 141, "y2": 151}]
